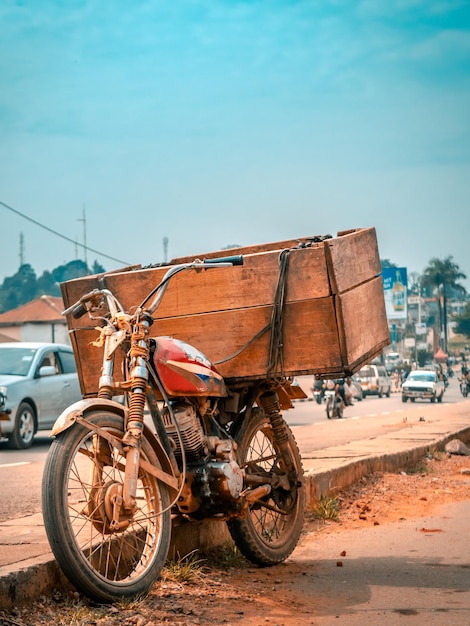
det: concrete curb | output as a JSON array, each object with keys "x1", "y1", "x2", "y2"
[
  {"x1": 1, "y1": 423, "x2": 470, "y2": 611},
  {"x1": 303, "y1": 426, "x2": 470, "y2": 503}
]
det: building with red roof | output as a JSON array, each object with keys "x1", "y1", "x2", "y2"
[{"x1": 0, "y1": 296, "x2": 69, "y2": 344}]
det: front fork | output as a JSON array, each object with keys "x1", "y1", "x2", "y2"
[{"x1": 95, "y1": 318, "x2": 151, "y2": 514}]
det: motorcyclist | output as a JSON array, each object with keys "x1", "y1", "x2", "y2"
[
  {"x1": 460, "y1": 363, "x2": 470, "y2": 395},
  {"x1": 312, "y1": 376, "x2": 325, "y2": 403},
  {"x1": 343, "y1": 377, "x2": 356, "y2": 405}
]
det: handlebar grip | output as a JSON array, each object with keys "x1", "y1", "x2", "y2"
[
  {"x1": 72, "y1": 303, "x2": 88, "y2": 319},
  {"x1": 203, "y1": 255, "x2": 244, "y2": 266}
]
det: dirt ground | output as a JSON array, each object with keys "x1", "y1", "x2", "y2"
[{"x1": 1, "y1": 452, "x2": 470, "y2": 626}]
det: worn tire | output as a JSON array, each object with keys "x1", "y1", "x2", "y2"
[
  {"x1": 42, "y1": 410, "x2": 172, "y2": 603},
  {"x1": 228, "y1": 408, "x2": 305, "y2": 566}
]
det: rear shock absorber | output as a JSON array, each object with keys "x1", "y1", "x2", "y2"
[{"x1": 258, "y1": 391, "x2": 293, "y2": 471}]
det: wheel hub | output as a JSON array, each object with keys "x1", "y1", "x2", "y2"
[{"x1": 87, "y1": 481, "x2": 134, "y2": 534}]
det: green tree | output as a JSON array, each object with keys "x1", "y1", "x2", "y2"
[
  {"x1": 0, "y1": 260, "x2": 107, "y2": 314},
  {"x1": 52, "y1": 259, "x2": 87, "y2": 283},
  {"x1": 0, "y1": 264, "x2": 38, "y2": 312},
  {"x1": 380, "y1": 259, "x2": 398, "y2": 269},
  {"x1": 421, "y1": 256, "x2": 467, "y2": 353},
  {"x1": 453, "y1": 302, "x2": 470, "y2": 340},
  {"x1": 36, "y1": 270, "x2": 61, "y2": 297},
  {"x1": 92, "y1": 260, "x2": 106, "y2": 275}
]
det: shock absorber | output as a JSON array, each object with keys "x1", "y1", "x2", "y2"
[
  {"x1": 121, "y1": 315, "x2": 152, "y2": 511},
  {"x1": 258, "y1": 390, "x2": 290, "y2": 453}
]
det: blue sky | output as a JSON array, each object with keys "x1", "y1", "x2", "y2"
[{"x1": 1, "y1": 0, "x2": 470, "y2": 289}]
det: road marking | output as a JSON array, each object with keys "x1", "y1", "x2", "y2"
[{"x1": 0, "y1": 462, "x2": 30, "y2": 468}]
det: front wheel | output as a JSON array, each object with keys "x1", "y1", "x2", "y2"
[
  {"x1": 42, "y1": 411, "x2": 172, "y2": 603},
  {"x1": 8, "y1": 401, "x2": 35, "y2": 449},
  {"x1": 228, "y1": 408, "x2": 305, "y2": 566}
]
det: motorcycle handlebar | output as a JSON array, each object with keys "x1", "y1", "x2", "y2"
[
  {"x1": 202, "y1": 255, "x2": 244, "y2": 266},
  {"x1": 71, "y1": 303, "x2": 88, "y2": 319},
  {"x1": 63, "y1": 256, "x2": 245, "y2": 320}
]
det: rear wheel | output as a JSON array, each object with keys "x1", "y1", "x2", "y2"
[
  {"x1": 228, "y1": 408, "x2": 305, "y2": 566},
  {"x1": 42, "y1": 411, "x2": 172, "y2": 603}
]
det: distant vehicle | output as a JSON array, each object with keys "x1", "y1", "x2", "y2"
[
  {"x1": 350, "y1": 376, "x2": 364, "y2": 401},
  {"x1": 355, "y1": 364, "x2": 392, "y2": 398},
  {"x1": 401, "y1": 369, "x2": 445, "y2": 403},
  {"x1": 384, "y1": 352, "x2": 402, "y2": 372},
  {"x1": 0, "y1": 342, "x2": 82, "y2": 449}
]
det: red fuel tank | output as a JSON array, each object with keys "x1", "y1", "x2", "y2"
[{"x1": 152, "y1": 336, "x2": 227, "y2": 397}]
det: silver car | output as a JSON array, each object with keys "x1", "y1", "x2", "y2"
[{"x1": 0, "y1": 342, "x2": 82, "y2": 449}]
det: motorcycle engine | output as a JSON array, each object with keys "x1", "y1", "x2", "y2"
[
  {"x1": 162, "y1": 402, "x2": 206, "y2": 462},
  {"x1": 162, "y1": 402, "x2": 244, "y2": 516}
]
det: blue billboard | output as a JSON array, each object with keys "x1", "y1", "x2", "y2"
[{"x1": 382, "y1": 267, "x2": 407, "y2": 320}]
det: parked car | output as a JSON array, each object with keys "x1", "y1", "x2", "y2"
[
  {"x1": 401, "y1": 369, "x2": 445, "y2": 404},
  {"x1": 355, "y1": 364, "x2": 392, "y2": 398},
  {"x1": 0, "y1": 342, "x2": 82, "y2": 449}
]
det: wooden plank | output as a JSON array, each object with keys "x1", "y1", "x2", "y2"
[
  {"x1": 169, "y1": 234, "x2": 335, "y2": 263},
  {"x1": 325, "y1": 227, "x2": 382, "y2": 294},
  {"x1": 68, "y1": 296, "x2": 343, "y2": 394},
  {"x1": 152, "y1": 297, "x2": 342, "y2": 380},
  {"x1": 61, "y1": 245, "x2": 333, "y2": 320},
  {"x1": 336, "y1": 276, "x2": 390, "y2": 365},
  {"x1": 101, "y1": 244, "x2": 332, "y2": 317}
]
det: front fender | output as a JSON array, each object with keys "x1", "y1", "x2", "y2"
[{"x1": 51, "y1": 398, "x2": 128, "y2": 437}]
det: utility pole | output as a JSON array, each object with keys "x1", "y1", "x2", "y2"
[
  {"x1": 78, "y1": 205, "x2": 88, "y2": 272},
  {"x1": 163, "y1": 236, "x2": 169, "y2": 264},
  {"x1": 19, "y1": 232, "x2": 24, "y2": 267}
]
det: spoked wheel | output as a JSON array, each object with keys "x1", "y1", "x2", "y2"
[
  {"x1": 42, "y1": 411, "x2": 172, "y2": 603},
  {"x1": 228, "y1": 408, "x2": 305, "y2": 566}
]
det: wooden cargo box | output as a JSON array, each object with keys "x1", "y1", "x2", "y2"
[{"x1": 61, "y1": 227, "x2": 390, "y2": 397}]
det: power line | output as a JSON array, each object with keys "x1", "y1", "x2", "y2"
[{"x1": 1, "y1": 199, "x2": 130, "y2": 266}]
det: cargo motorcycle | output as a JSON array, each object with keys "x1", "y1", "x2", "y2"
[{"x1": 42, "y1": 256, "x2": 305, "y2": 603}]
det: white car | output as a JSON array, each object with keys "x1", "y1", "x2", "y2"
[
  {"x1": 355, "y1": 364, "x2": 392, "y2": 398},
  {"x1": 401, "y1": 369, "x2": 445, "y2": 404},
  {"x1": 0, "y1": 342, "x2": 82, "y2": 449}
]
